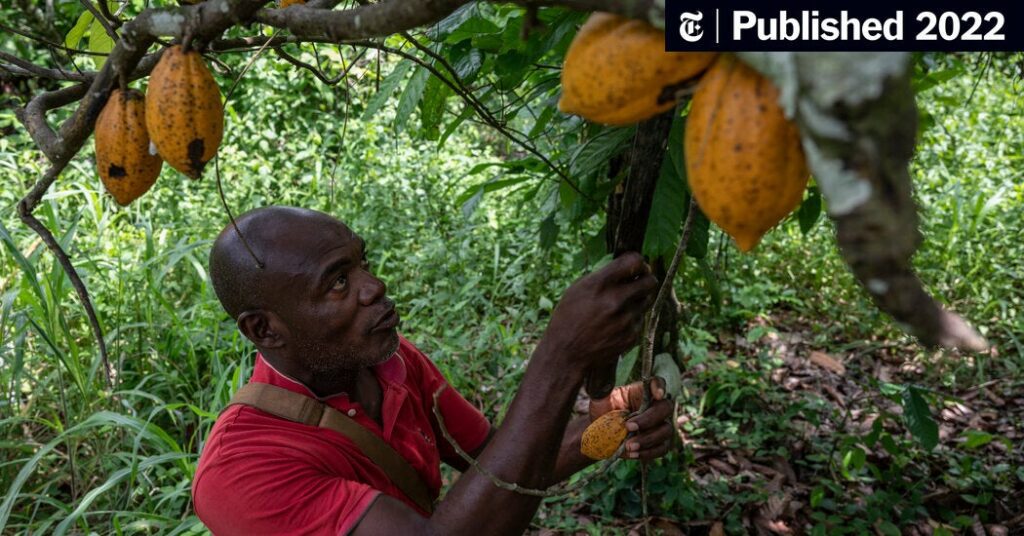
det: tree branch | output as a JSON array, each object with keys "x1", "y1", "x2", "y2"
[{"x1": 0, "y1": 52, "x2": 91, "y2": 82}]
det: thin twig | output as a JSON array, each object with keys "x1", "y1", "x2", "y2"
[
  {"x1": 347, "y1": 39, "x2": 592, "y2": 202},
  {"x1": 272, "y1": 45, "x2": 351, "y2": 86},
  {"x1": 97, "y1": 0, "x2": 123, "y2": 31},
  {"x1": 639, "y1": 197, "x2": 698, "y2": 403},
  {"x1": 17, "y1": 167, "x2": 113, "y2": 388},
  {"x1": 0, "y1": 22, "x2": 110, "y2": 57},
  {"x1": 635, "y1": 195, "x2": 699, "y2": 536},
  {"x1": 0, "y1": 52, "x2": 91, "y2": 82},
  {"x1": 214, "y1": 156, "x2": 264, "y2": 269},
  {"x1": 79, "y1": 0, "x2": 119, "y2": 41},
  {"x1": 431, "y1": 386, "x2": 624, "y2": 497}
]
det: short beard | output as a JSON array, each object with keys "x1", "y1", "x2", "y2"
[{"x1": 297, "y1": 334, "x2": 400, "y2": 381}]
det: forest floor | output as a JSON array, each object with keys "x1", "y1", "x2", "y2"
[{"x1": 535, "y1": 311, "x2": 1023, "y2": 536}]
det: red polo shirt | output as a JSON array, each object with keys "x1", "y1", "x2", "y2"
[{"x1": 192, "y1": 336, "x2": 491, "y2": 535}]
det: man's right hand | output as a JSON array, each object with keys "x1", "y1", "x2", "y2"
[{"x1": 539, "y1": 252, "x2": 658, "y2": 373}]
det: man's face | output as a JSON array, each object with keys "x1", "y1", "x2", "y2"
[{"x1": 266, "y1": 216, "x2": 400, "y2": 376}]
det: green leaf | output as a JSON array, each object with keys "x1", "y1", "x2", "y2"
[
  {"x1": 642, "y1": 115, "x2": 687, "y2": 260},
  {"x1": 528, "y1": 105, "x2": 556, "y2": 139},
  {"x1": 539, "y1": 213, "x2": 558, "y2": 249},
  {"x1": 798, "y1": 187, "x2": 822, "y2": 234},
  {"x1": 88, "y1": 15, "x2": 116, "y2": 69},
  {"x1": 653, "y1": 353, "x2": 682, "y2": 400},
  {"x1": 470, "y1": 34, "x2": 504, "y2": 53},
  {"x1": 615, "y1": 347, "x2": 639, "y2": 386},
  {"x1": 841, "y1": 446, "x2": 865, "y2": 474},
  {"x1": 961, "y1": 430, "x2": 994, "y2": 449},
  {"x1": 445, "y1": 17, "x2": 501, "y2": 45},
  {"x1": 418, "y1": 74, "x2": 451, "y2": 140},
  {"x1": 685, "y1": 205, "x2": 710, "y2": 259},
  {"x1": 426, "y1": 3, "x2": 476, "y2": 41},
  {"x1": 902, "y1": 386, "x2": 939, "y2": 451},
  {"x1": 568, "y1": 126, "x2": 634, "y2": 180},
  {"x1": 494, "y1": 51, "x2": 531, "y2": 90},
  {"x1": 914, "y1": 67, "x2": 965, "y2": 93},
  {"x1": 395, "y1": 65, "x2": 430, "y2": 131},
  {"x1": 810, "y1": 486, "x2": 824, "y2": 508},
  {"x1": 66, "y1": 10, "x2": 94, "y2": 50},
  {"x1": 361, "y1": 59, "x2": 413, "y2": 121},
  {"x1": 438, "y1": 104, "x2": 475, "y2": 148},
  {"x1": 877, "y1": 521, "x2": 901, "y2": 536},
  {"x1": 456, "y1": 176, "x2": 531, "y2": 208},
  {"x1": 452, "y1": 47, "x2": 483, "y2": 82}
]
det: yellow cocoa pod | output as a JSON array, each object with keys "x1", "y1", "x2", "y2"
[
  {"x1": 559, "y1": 13, "x2": 716, "y2": 126},
  {"x1": 684, "y1": 54, "x2": 809, "y2": 252},
  {"x1": 146, "y1": 45, "x2": 224, "y2": 179},
  {"x1": 580, "y1": 409, "x2": 629, "y2": 460},
  {"x1": 279, "y1": 0, "x2": 305, "y2": 6},
  {"x1": 94, "y1": 89, "x2": 163, "y2": 206}
]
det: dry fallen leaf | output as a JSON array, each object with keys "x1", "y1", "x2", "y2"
[{"x1": 809, "y1": 351, "x2": 846, "y2": 375}]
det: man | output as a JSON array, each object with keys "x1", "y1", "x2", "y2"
[{"x1": 193, "y1": 206, "x2": 673, "y2": 535}]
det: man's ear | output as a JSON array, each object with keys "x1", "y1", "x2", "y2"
[{"x1": 237, "y1": 310, "x2": 287, "y2": 349}]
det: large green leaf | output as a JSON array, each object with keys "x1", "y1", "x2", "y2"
[
  {"x1": 65, "y1": 10, "x2": 93, "y2": 50},
  {"x1": 445, "y1": 17, "x2": 501, "y2": 45},
  {"x1": 568, "y1": 126, "x2": 634, "y2": 181},
  {"x1": 418, "y1": 74, "x2": 451, "y2": 140},
  {"x1": 395, "y1": 65, "x2": 431, "y2": 131},
  {"x1": 642, "y1": 115, "x2": 687, "y2": 260},
  {"x1": 451, "y1": 46, "x2": 483, "y2": 82},
  {"x1": 361, "y1": 59, "x2": 413, "y2": 121},
  {"x1": 426, "y1": 3, "x2": 476, "y2": 41},
  {"x1": 88, "y1": 12, "x2": 116, "y2": 69}
]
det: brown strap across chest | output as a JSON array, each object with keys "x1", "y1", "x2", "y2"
[{"x1": 225, "y1": 382, "x2": 434, "y2": 513}]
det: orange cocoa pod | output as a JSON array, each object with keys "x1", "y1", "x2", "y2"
[
  {"x1": 94, "y1": 89, "x2": 163, "y2": 205},
  {"x1": 279, "y1": 0, "x2": 305, "y2": 6},
  {"x1": 580, "y1": 409, "x2": 629, "y2": 460},
  {"x1": 559, "y1": 13, "x2": 716, "y2": 126},
  {"x1": 684, "y1": 54, "x2": 809, "y2": 252},
  {"x1": 146, "y1": 45, "x2": 224, "y2": 179}
]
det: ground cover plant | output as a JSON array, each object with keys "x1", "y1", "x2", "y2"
[{"x1": 1, "y1": 1, "x2": 1022, "y2": 533}]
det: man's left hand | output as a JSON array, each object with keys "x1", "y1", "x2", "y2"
[{"x1": 589, "y1": 377, "x2": 675, "y2": 460}]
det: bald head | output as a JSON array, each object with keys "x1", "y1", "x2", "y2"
[{"x1": 209, "y1": 206, "x2": 351, "y2": 319}]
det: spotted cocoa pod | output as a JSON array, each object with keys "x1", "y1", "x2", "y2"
[
  {"x1": 94, "y1": 89, "x2": 163, "y2": 205},
  {"x1": 559, "y1": 13, "x2": 716, "y2": 126},
  {"x1": 580, "y1": 409, "x2": 629, "y2": 460},
  {"x1": 146, "y1": 45, "x2": 223, "y2": 179},
  {"x1": 684, "y1": 54, "x2": 809, "y2": 252}
]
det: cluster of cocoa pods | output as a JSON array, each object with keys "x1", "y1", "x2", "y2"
[
  {"x1": 560, "y1": 13, "x2": 810, "y2": 252},
  {"x1": 94, "y1": 44, "x2": 223, "y2": 205}
]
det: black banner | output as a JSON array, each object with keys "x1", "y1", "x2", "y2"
[{"x1": 665, "y1": 2, "x2": 1024, "y2": 51}]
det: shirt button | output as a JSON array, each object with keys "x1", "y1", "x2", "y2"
[{"x1": 347, "y1": 409, "x2": 357, "y2": 417}]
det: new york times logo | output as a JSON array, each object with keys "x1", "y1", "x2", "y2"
[
  {"x1": 665, "y1": 1, "x2": 1022, "y2": 51},
  {"x1": 678, "y1": 11, "x2": 705, "y2": 42}
]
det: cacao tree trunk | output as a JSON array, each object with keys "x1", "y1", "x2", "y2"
[{"x1": 592, "y1": 110, "x2": 678, "y2": 398}]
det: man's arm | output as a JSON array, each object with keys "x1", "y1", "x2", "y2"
[{"x1": 352, "y1": 253, "x2": 658, "y2": 536}]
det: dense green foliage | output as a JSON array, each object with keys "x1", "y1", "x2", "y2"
[{"x1": 2, "y1": 3, "x2": 1023, "y2": 533}]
